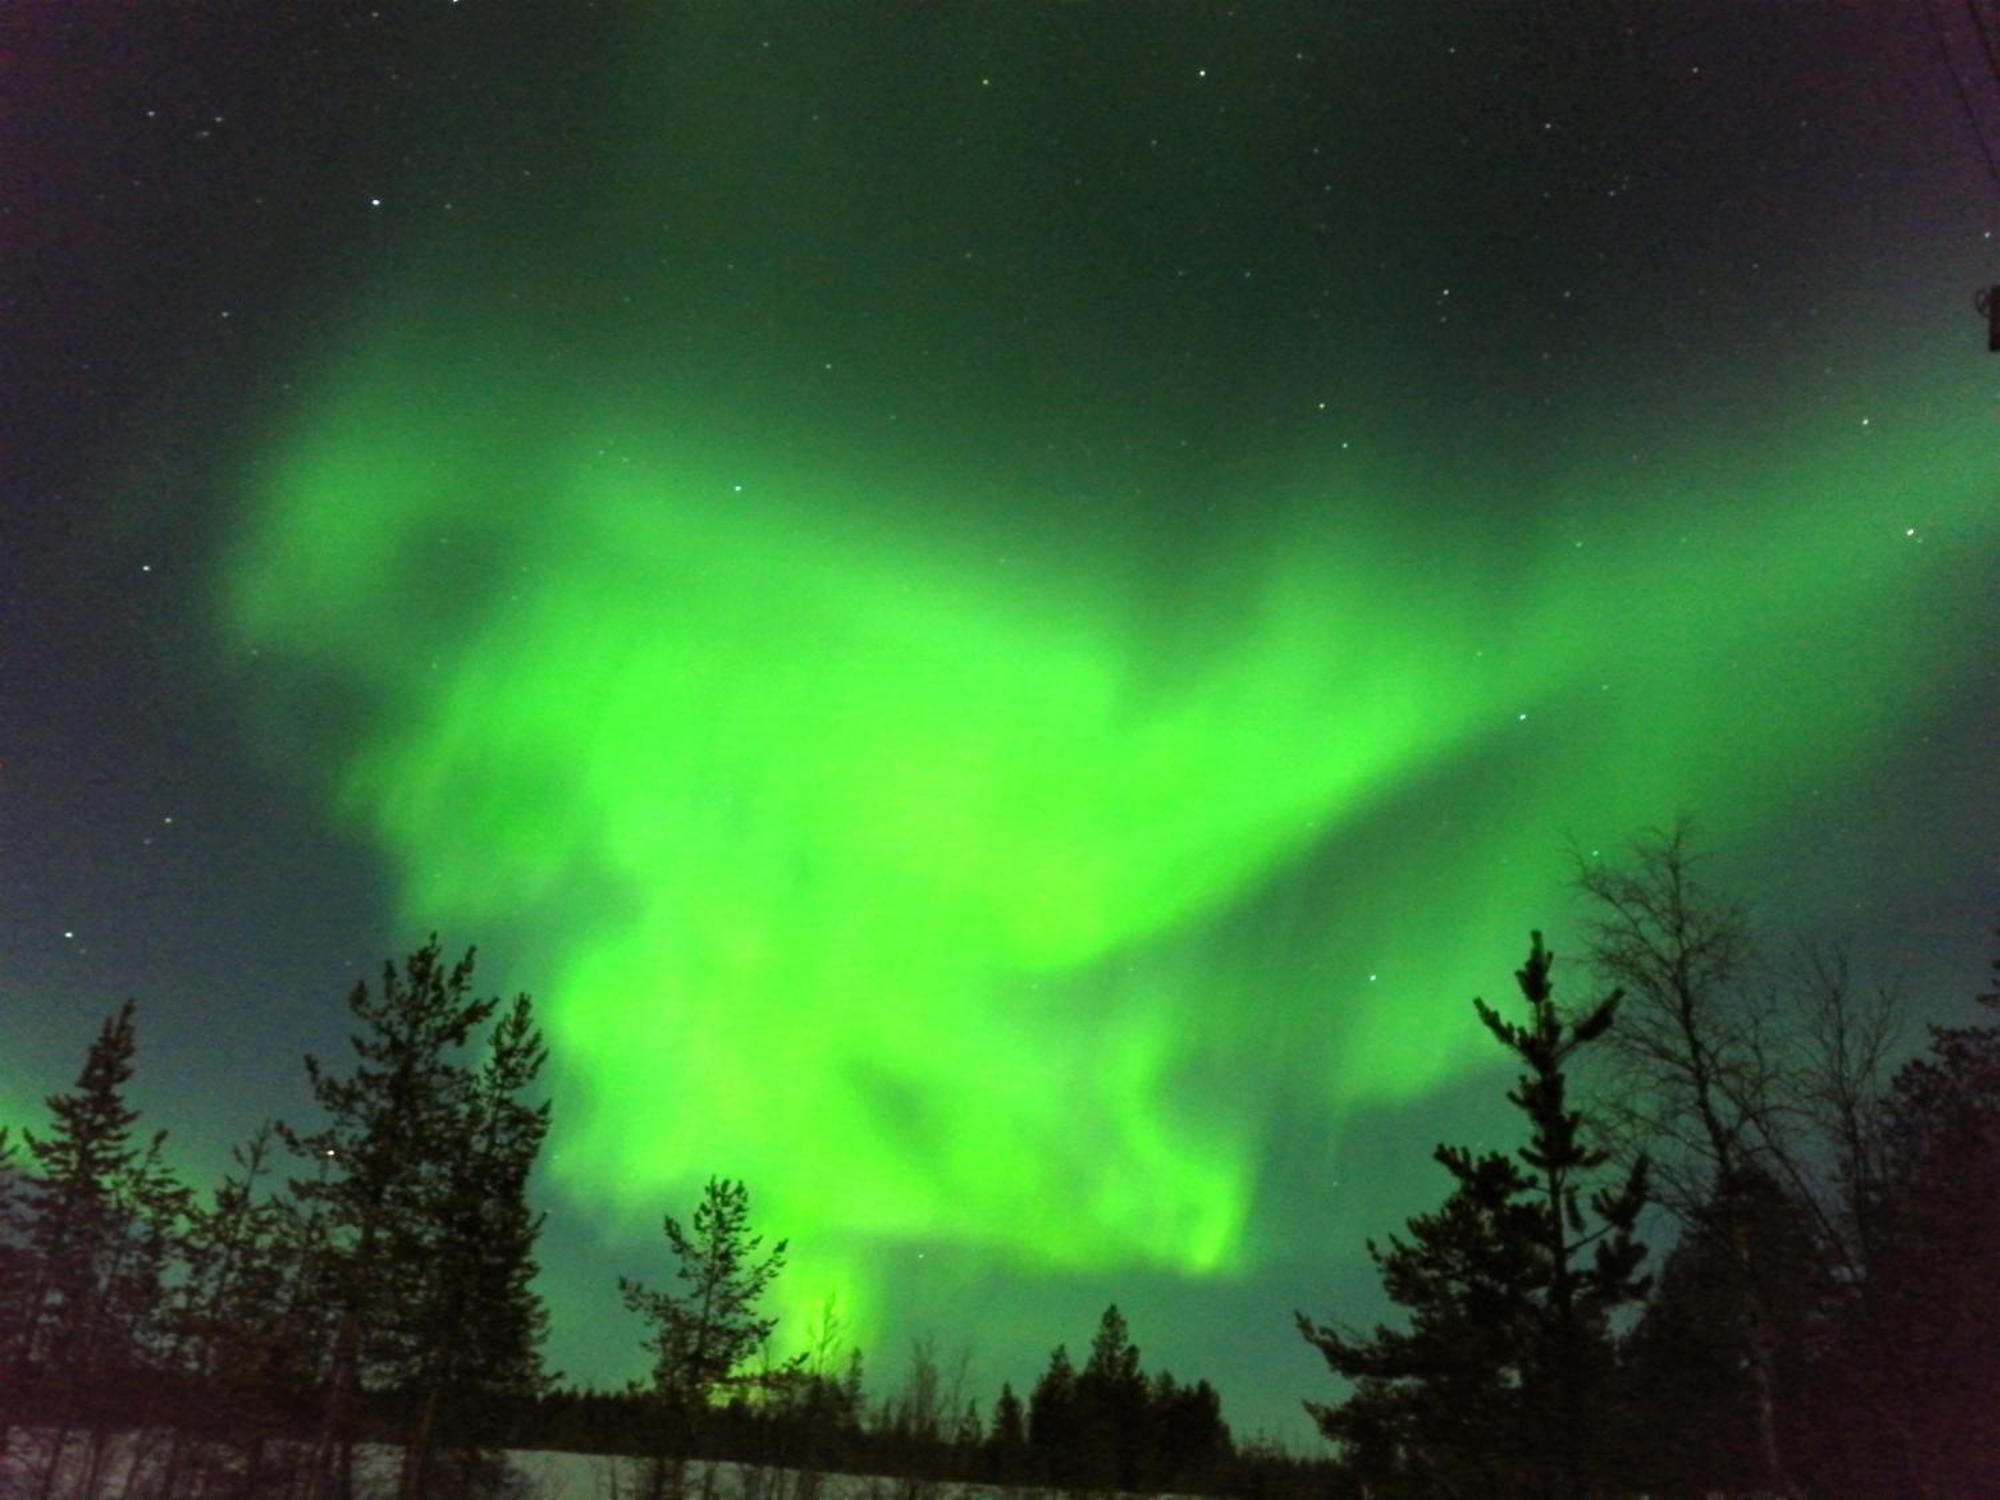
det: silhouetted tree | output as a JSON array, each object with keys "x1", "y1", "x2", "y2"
[
  {"x1": 1151, "y1": 1371, "x2": 1231, "y2": 1491},
  {"x1": 1574, "y1": 821, "x2": 1810, "y2": 1497},
  {"x1": 879, "y1": 1336, "x2": 965, "y2": 1500},
  {"x1": 150, "y1": 1123, "x2": 305, "y2": 1498},
  {"x1": 397, "y1": 988, "x2": 552, "y2": 1497},
  {"x1": 13, "y1": 1003, "x2": 138, "y2": 1373},
  {"x1": 1614, "y1": 1165, "x2": 1828, "y2": 1499},
  {"x1": 1015, "y1": 1308, "x2": 1232, "y2": 1492},
  {"x1": 283, "y1": 938, "x2": 549, "y2": 1500},
  {"x1": 1842, "y1": 994, "x2": 2000, "y2": 1499},
  {"x1": 620, "y1": 1176, "x2": 796, "y2": 1498},
  {"x1": 1025, "y1": 1342, "x2": 1078, "y2": 1485},
  {"x1": 1298, "y1": 933, "x2": 1649, "y2": 1500},
  {"x1": 753, "y1": 1294, "x2": 863, "y2": 1492},
  {"x1": 1075, "y1": 1304, "x2": 1146, "y2": 1489},
  {"x1": 15, "y1": 1001, "x2": 190, "y2": 1500},
  {"x1": 0, "y1": 1124, "x2": 28, "y2": 1482},
  {"x1": 987, "y1": 1381, "x2": 1026, "y2": 1482}
]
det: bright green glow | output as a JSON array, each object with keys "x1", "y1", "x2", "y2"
[
  {"x1": 211, "y1": 8, "x2": 1996, "y2": 1393},
  {"x1": 224, "y1": 321, "x2": 1994, "y2": 1350},
  {"x1": 229, "y1": 357, "x2": 1500, "y2": 1286}
]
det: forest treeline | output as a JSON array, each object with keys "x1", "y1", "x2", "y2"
[
  {"x1": 0, "y1": 821, "x2": 1993, "y2": 1499},
  {"x1": 1295, "y1": 825, "x2": 1998, "y2": 1500},
  {"x1": 0, "y1": 946, "x2": 1273, "y2": 1500}
]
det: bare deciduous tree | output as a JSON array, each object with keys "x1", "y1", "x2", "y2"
[{"x1": 1574, "y1": 819, "x2": 1802, "y2": 1500}]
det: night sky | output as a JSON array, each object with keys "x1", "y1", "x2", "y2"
[{"x1": 3, "y1": 1, "x2": 1997, "y2": 1444}]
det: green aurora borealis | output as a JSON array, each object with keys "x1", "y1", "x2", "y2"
[
  {"x1": 182, "y1": 3, "x2": 1998, "y2": 1428},
  {"x1": 223, "y1": 338, "x2": 1995, "y2": 1365}
]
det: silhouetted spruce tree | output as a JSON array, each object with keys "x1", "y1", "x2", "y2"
[
  {"x1": 396, "y1": 990, "x2": 553, "y2": 1498},
  {"x1": 620, "y1": 1176, "x2": 796, "y2": 1499},
  {"x1": 1297, "y1": 933, "x2": 1649, "y2": 1500},
  {"x1": 1613, "y1": 1164, "x2": 1827, "y2": 1499},
  {"x1": 11, "y1": 1004, "x2": 139, "y2": 1376},
  {"x1": 841, "y1": 1346, "x2": 866, "y2": 1451},
  {"x1": 253, "y1": 1183, "x2": 345, "y2": 1496},
  {"x1": 987, "y1": 1382, "x2": 1026, "y2": 1482},
  {"x1": 282, "y1": 939, "x2": 549, "y2": 1500},
  {"x1": 1075, "y1": 1304, "x2": 1146, "y2": 1489},
  {"x1": 0, "y1": 1126, "x2": 25, "y2": 1288},
  {"x1": 151, "y1": 1123, "x2": 301, "y2": 1497},
  {"x1": 1025, "y1": 1342, "x2": 1078, "y2": 1485},
  {"x1": 13, "y1": 1000, "x2": 190, "y2": 1500},
  {"x1": 951, "y1": 1399, "x2": 983, "y2": 1455},
  {"x1": 1152, "y1": 1373, "x2": 1230, "y2": 1491},
  {"x1": 0, "y1": 1124, "x2": 31, "y2": 1481},
  {"x1": 1841, "y1": 984, "x2": 2000, "y2": 1500}
]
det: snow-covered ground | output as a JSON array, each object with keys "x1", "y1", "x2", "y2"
[
  {"x1": 503, "y1": 1452, "x2": 1091, "y2": 1500},
  {"x1": 4, "y1": 1431, "x2": 1182, "y2": 1500}
]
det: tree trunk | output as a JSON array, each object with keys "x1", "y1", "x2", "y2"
[
  {"x1": 153, "y1": 1428, "x2": 187, "y2": 1500},
  {"x1": 79, "y1": 1425, "x2": 114, "y2": 1500},
  {"x1": 311, "y1": 1309, "x2": 360, "y2": 1500},
  {"x1": 399, "y1": 1372, "x2": 443, "y2": 1500},
  {"x1": 33, "y1": 1419, "x2": 71, "y2": 1500},
  {"x1": 1729, "y1": 1221, "x2": 1803, "y2": 1500},
  {"x1": 232, "y1": 1432, "x2": 269, "y2": 1500}
]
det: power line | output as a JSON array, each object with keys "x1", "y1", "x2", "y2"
[
  {"x1": 1926, "y1": 0, "x2": 2000, "y2": 198},
  {"x1": 1962, "y1": 0, "x2": 2000, "y2": 91}
]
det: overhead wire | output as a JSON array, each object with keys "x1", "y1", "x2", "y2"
[
  {"x1": 1920, "y1": 1, "x2": 2000, "y2": 342},
  {"x1": 1962, "y1": 0, "x2": 2000, "y2": 93},
  {"x1": 1925, "y1": 0, "x2": 2000, "y2": 198}
]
